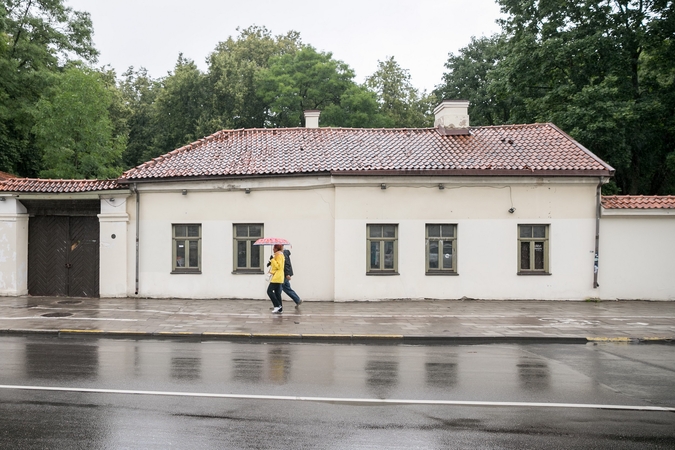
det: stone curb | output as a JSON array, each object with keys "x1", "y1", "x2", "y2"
[{"x1": 0, "y1": 328, "x2": 672, "y2": 344}]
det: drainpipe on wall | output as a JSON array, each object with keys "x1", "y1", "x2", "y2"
[
  {"x1": 132, "y1": 183, "x2": 140, "y2": 295},
  {"x1": 593, "y1": 178, "x2": 602, "y2": 288}
]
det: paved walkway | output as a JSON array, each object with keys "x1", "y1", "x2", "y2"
[{"x1": 0, "y1": 296, "x2": 674, "y2": 343}]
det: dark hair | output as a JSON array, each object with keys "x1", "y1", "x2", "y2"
[{"x1": 273, "y1": 244, "x2": 283, "y2": 252}]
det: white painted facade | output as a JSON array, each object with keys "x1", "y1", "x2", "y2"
[
  {"x1": 102, "y1": 175, "x2": 604, "y2": 301},
  {"x1": 2, "y1": 177, "x2": 673, "y2": 300},
  {"x1": 598, "y1": 208, "x2": 675, "y2": 300}
]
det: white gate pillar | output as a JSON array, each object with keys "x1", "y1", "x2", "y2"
[
  {"x1": 0, "y1": 197, "x2": 29, "y2": 296},
  {"x1": 98, "y1": 195, "x2": 130, "y2": 297}
]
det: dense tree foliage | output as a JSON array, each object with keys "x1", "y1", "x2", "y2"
[
  {"x1": 365, "y1": 57, "x2": 433, "y2": 127},
  {"x1": 33, "y1": 65, "x2": 124, "y2": 178},
  {"x1": 205, "y1": 26, "x2": 302, "y2": 130},
  {"x1": 118, "y1": 67, "x2": 159, "y2": 168},
  {"x1": 258, "y1": 46, "x2": 380, "y2": 127},
  {"x1": 435, "y1": 0, "x2": 675, "y2": 194},
  {"x1": 3, "y1": 2, "x2": 674, "y2": 194},
  {"x1": 0, "y1": 0, "x2": 99, "y2": 177}
]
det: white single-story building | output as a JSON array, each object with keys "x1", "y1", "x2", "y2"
[{"x1": 1, "y1": 101, "x2": 673, "y2": 301}]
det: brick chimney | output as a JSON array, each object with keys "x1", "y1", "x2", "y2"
[
  {"x1": 304, "y1": 110, "x2": 320, "y2": 128},
  {"x1": 433, "y1": 100, "x2": 470, "y2": 135}
]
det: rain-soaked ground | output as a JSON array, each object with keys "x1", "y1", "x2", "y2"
[{"x1": 0, "y1": 336, "x2": 674, "y2": 449}]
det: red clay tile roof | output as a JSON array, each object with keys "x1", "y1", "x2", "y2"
[
  {"x1": 602, "y1": 195, "x2": 675, "y2": 209},
  {"x1": 0, "y1": 171, "x2": 17, "y2": 181},
  {"x1": 121, "y1": 124, "x2": 614, "y2": 181},
  {"x1": 0, "y1": 178, "x2": 120, "y2": 193}
]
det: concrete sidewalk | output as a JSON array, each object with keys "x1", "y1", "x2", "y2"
[{"x1": 0, "y1": 296, "x2": 674, "y2": 343}]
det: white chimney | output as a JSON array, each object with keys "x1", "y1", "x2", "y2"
[
  {"x1": 433, "y1": 100, "x2": 470, "y2": 135},
  {"x1": 304, "y1": 110, "x2": 320, "y2": 128}
]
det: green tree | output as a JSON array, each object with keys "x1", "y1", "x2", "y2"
[
  {"x1": 365, "y1": 57, "x2": 433, "y2": 127},
  {"x1": 32, "y1": 66, "x2": 124, "y2": 179},
  {"x1": 0, "y1": 0, "x2": 97, "y2": 177},
  {"x1": 437, "y1": 0, "x2": 675, "y2": 194},
  {"x1": 119, "y1": 67, "x2": 160, "y2": 168},
  {"x1": 502, "y1": 0, "x2": 675, "y2": 194},
  {"x1": 322, "y1": 84, "x2": 389, "y2": 128},
  {"x1": 205, "y1": 26, "x2": 302, "y2": 130},
  {"x1": 147, "y1": 55, "x2": 209, "y2": 160},
  {"x1": 258, "y1": 46, "x2": 361, "y2": 127},
  {"x1": 434, "y1": 36, "x2": 517, "y2": 126}
]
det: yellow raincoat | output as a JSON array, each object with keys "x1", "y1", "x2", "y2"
[{"x1": 269, "y1": 251, "x2": 285, "y2": 283}]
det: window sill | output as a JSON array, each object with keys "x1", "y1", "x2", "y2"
[
  {"x1": 232, "y1": 269, "x2": 264, "y2": 275},
  {"x1": 517, "y1": 272, "x2": 551, "y2": 276},
  {"x1": 366, "y1": 272, "x2": 399, "y2": 276},
  {"x1": 171, "y1": 269, "x2": 201, "y2": 274},
  {"x1": 426, "y1": 271, "x2": 459, "y2": 276}
]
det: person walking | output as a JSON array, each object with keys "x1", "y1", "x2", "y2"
[
  {"x1": 282, "y1": 248, "x2": 302, "y2": 307},
  {"x1": 267, "y1": 244, "x2": 285, "y2": 314}
]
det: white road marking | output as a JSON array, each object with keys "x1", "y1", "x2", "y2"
[{"x1": 0, "y1": 384, "x2": 673, "y2": 412}]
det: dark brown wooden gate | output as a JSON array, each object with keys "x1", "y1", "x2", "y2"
[{"x1": 26, "y1": 201, "x2": 100, "y2": 297}]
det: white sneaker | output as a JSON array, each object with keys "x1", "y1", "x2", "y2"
[{"x1": 272, "y1": 306, "x2": 283, "y2": 314}]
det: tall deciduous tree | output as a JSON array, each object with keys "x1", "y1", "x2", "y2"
[
  {"x1": 118, "y1": 67, "x2": 160, "y2": 168},
  {"x1": 436, "y1": 0, "x2": 675, "y2": 194},
  {"x1": 0, "y1": 0, "x2": 97, "y2": 177},
  {"x1": 258, "y1": 46, "x2": 358, "y2": 127},
  {"x1": 147, "y1": 55, "x2": 209, "y2": 159},
  {"x1": 205, "y1": 26, "x2": 302, "y2": 130},
  {"x1": 365, "y1": 57, "x2": 433, "y2": 127},
  {"x1": 434, "y1": 36, "x2": 517, "y2": 126},
  {"x1": 32, "y1": 66, "x2": 124, "y2": 179}
]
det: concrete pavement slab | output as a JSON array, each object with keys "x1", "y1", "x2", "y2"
[{"x1": 0, "y1": 296, "x2": 673, "y2": 343}]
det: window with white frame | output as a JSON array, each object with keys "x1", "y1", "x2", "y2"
[
  {"x1": 426, "y1": 224, "x2": 457, "y2": 274},
  {"x1": 233, "y1": 224, "x2": 263, "y2": 273},
  {"x1": 172, "y1": 224, "x2": 201, "y2": 273},
  {"x1": 518, "y1": 224, "x2": 549, "y2": 274},
  {"x1": 367, "y1": 224, "x2": 398, "y2": 273}
]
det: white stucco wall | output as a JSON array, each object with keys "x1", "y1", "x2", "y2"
[
  {"x1": 130, "y1": 178, "x2": 335, "y2": 300},
  {"x1": 598, "y1": 210, "x2": 675, "y2": 300},
  {"x1": 0, "y1": 198, "x2": 28, "y2": 296},
  {"x1": 127, "y1": 176, "x2": 602, "y2": 301},
  {"x1": 333, "y1": 177, "x2": 599, "y2": 301}
]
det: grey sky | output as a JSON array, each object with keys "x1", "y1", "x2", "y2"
[{"x1": 66, "y1": 0, "x2": 502, "y2": 92}]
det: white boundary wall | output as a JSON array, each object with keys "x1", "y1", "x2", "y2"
[{"x1": 598, "y1": 209, "x2": 675, "y2": 300}]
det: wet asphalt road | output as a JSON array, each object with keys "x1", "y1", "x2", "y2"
[{"x1": 0, "y1": 336, "x2": 674, "y2": 449}]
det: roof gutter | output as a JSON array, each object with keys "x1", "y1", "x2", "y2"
[
  {"x1": 117, "y1": 169, "x2": 614, "y2": 184},
  {"x1": 331, "y1": 169, "x2": 614, "y2": 177}
]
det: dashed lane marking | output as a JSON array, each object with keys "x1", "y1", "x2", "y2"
[{"x1": 0, "y1": 384, "x2": 673, "y2": 412}]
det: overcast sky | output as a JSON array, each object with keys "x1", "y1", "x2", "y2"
[{"x1": 66, "y1": 0, "x2": 503, "y2": 93}]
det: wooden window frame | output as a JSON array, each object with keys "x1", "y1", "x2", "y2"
[
  {"x1": 172, "y1": 224, "x2": 201, "y2": 274},
  {"x1": 366, "y1": 224, "x2": 398, "y2": 275},
  {"x1": 425, "y1": 224, "x2": 458, "y2": 275},
  {"x1": 517, "y1": 224, "x2": 550, "y2": 275},
  {"x1": 233, "y1": 224, "x2": 264, "y2": 274}
]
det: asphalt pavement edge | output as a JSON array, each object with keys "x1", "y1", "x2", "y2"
[{"x1": 0, "y1": 328, "x2": 672, "y2": 344}]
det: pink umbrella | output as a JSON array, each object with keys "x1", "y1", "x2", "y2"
[{"x1": 253, "y1": 237, "x2": 291, "y2": 246}]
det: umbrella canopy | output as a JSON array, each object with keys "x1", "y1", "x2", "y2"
[{"x1": 253, "y1": 237, "x2": 290, "y2": 246}]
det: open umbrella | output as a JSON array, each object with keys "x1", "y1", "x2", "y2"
[{"x1": 253, "y1": 237, "x2": 290, "y2": 246}]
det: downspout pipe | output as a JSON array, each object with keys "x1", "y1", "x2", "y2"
[
  {"x1": 131, "y1": 183, "x2": 140, "y2": 295},
  {"x1": 593, "y1": 178, "x2": 603, "y2": 288}
]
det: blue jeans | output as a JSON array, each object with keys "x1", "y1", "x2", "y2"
[{"x1": 282, "y1": 278, "x2": 301, "y2": 304}]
